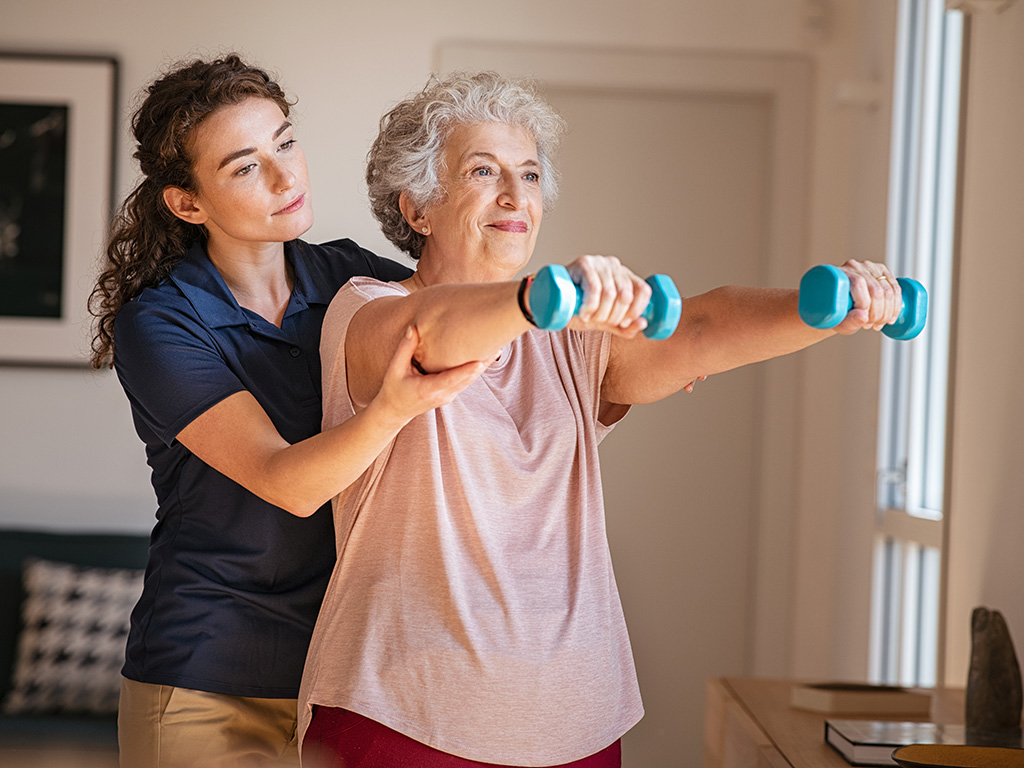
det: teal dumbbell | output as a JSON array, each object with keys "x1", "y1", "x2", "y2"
[
  {"x1": 798, "y1": 264, "x2": 928, "y2": 340},
  {"x1": 528, "y1": 264, "x2": 682, "y2": 340}
]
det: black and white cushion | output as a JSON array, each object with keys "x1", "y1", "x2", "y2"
[{"x1": 2, "y1": 558, "x2": 143, "y2": 715}]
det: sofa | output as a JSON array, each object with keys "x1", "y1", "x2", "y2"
[{"x1": 0, "y1": 527, "x2": 149, "y2": 764}]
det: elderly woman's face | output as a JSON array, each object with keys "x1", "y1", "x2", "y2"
[{"x1": 420, "y1": 121, "x2": 542, "y2": 276}]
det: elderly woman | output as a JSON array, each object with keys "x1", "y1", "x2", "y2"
[{"x1": 297, "y1": 72, "x2": 901, "y2": 767}]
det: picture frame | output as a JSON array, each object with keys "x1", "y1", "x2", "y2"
[{"x1": 0, "y1": 53, "x2": 117, "y2": 367}]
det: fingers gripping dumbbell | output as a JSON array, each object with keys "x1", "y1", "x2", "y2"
[
  {"x1": 527, "y1": 264, "x2": 682, "y2": 340},
  {"x1": 798, "y1": 264, "x2": 928, "y2": 341}
]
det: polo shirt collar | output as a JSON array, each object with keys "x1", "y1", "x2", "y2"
[
  {"x1": 170, "y1": 239, "x2": 330, "y2": 330},
  {"x1": 287, "y1": 239, "x2": 338, "y2": 309}
]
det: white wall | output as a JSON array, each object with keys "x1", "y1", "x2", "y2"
[
  {"x1": 0, "y1": 1, "x2": 936, "y2": 765},
  {"x1": 1, "y1": 0, "x2": 807, "y2": 534},
  {"x1": 790, "y1": 0, "x2": 899, "y2": 683},
  {"x1": 943, "y1": 2, "x2": 1024, "y2": 688}
]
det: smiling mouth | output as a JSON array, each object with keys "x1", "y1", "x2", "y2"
[
  {"x1": 488, "y1": 220, "x2": 528, "y2": 233},
  {"x1": 274, "y1": 194, "x2": 306, "y2": 215}
]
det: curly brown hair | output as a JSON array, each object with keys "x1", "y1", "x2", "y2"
[{"x1": 88, "y1": 54, "x2": 293, "y2": 368}]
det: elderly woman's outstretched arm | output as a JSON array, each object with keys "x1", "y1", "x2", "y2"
[
  {"x1": 601, "y1": 286, "x2": 822, "y2": 405},
  {"x1": 344, "y1": 260, "x2": 657, "y2": 409},
  {"x1": 600, "y1": 258, "x2": 902, "y2": 405},
  {"x1": 343, "y1": 256, "x2": 899, "y2": 411}
]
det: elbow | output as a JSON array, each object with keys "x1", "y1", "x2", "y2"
[
  {"x1": 275, "y1": 497, "x2": 325, "y2": 518},
  {"x1": 283, "y1": 504, "x2": 320, "y2": 519},
  {"x1": 257, "y1": 488, "x2": 324, "y2": 518},
  {"x1": 253, "y1": 459, "x2": 328, "y2": 518}
]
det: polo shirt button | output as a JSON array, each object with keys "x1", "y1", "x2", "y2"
[{"x1": 289, "y1": 347, "x2": 301, "y2": 357}]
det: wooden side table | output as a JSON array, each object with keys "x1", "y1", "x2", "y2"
[{"x1": 704, "y1": 678, "x2": 966, "y2": 768}]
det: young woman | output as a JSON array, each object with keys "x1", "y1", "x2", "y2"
[{"x1": 89, "y1": 54, "x2": 483, "y2": 768}]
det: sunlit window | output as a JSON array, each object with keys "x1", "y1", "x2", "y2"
[{"x1": 871, "y1": 0, "x2": 962, "y2": 687}]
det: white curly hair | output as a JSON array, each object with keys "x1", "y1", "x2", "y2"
[{"x1": 366, "y1": 71, "x2": 567, "y2": 259}]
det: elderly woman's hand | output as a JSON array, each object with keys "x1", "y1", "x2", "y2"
[
  {"x1": 832, "y1": 259, "x2": 903, "y2": 335},
  {"x1": 565, "y1": 255, "x2": 653, "y2": 338}
]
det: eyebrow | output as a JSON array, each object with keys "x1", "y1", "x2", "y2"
[
  {"x1": 462, "y1": 151, "x2": 541, "y2": 169},
  {"x1": 216, "y1": 121, "x2": 292, "y2": 171}
]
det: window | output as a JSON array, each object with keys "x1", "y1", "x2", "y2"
[{"x1": 870, "y1": 0, "x2": 962, "y2": 687}]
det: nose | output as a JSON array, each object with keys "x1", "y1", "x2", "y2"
[
  {"x1": 497, "y1": 176, "x2": 527, "y2": 209},
  {"x1": 270, "y1": 159, "x2": 297, "y2": 193}
]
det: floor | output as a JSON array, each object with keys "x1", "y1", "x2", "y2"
[{"x1": 0, "y1": 746, "x2": 118, "y2": 768}]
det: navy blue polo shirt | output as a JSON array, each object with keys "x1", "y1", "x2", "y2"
[{"x1": 114, "y1": 238, "x2": 410, "y2": 698}]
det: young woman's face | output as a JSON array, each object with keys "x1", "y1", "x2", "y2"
[{"x1": 182, "y1": 97, "x2": 313, "y2": 250}]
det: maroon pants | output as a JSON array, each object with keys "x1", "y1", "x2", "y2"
[{"x1": 304, "y1": 707, "x2": 621, "y2": 768}]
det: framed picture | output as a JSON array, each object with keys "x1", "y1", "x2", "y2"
[{"x1": 0, "y1": 53, "x2": 117, "y2": 366}]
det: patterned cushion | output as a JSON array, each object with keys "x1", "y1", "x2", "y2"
[{"x1": 2, "y1": 558, "x2": 143, "y2": 715}]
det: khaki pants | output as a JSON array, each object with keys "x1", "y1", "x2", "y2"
[{"x1": 118, "y1": 677, "x2": 300, "y2": 768}]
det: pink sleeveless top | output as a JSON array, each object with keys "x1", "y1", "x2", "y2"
[{"x1": 299, "y1": 277, "x2": 643, "y2": 766}]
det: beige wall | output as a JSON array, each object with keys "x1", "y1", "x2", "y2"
[
  {"x1": 790, "y1": 0, "x2": 899, "y2": 683},
  {"x1": 943, "y1": 2, "x2": 1024, "y2": 688},
  {"x1": 0, "y1": 0, "x2": 810, "y2": 532}
]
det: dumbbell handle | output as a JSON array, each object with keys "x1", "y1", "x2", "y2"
[
  {"x1": 528, "y1": 265, "x2": 682, "y2": 340},
  {"x1": 798, "y1": 264, "x2": 928, "y2": 341}
]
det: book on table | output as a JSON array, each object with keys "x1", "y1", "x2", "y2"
[
  {"x1": 825, "y1": 720, "x2": 1024, "y2": 767},
  {"x1": 791, "y1": 681, "x2": 932, "y2": 715}
]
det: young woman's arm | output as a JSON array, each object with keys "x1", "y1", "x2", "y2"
[{"x1": 177, "y1": 327, "x2": 485, "y2": 517}]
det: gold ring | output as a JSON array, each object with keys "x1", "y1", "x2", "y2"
[{"x1": 876, "y1": 274, "x2": 890, "y2": 283}]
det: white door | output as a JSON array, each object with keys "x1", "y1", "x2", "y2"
[
  {"x1": 439, "y1": 45, "x2": 811, "y2": 767},
  {"x1": 537, "y1": 85, "x2": 770, "y2": 768}
]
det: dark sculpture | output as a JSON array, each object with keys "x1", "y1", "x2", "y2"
[{"x1": 966, "y1": 606, "x2": 1023, "y2": 735}]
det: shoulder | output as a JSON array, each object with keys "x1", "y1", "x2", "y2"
[
  {"x1": 294, "y1": 238, "x2": 412, "y2": 286},
  {"x1": 345, "y1": 275, "x2": 409, "y2": 301},
  {"x1": 113, "y1": 279, "x2": 224, "y2": 374},
  {"x1": 323, "y1": 277, "x2": 407, "y2": 335},
  {"x1": 115, "y1": 280, "x2": 201, "y2": 338}
]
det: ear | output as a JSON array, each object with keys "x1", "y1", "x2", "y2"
[
  {"x1": 162, "y1": 185, "x2": 208, "y2": 225},
  {"x1": 399, "y1": 190, "x2": 430, "y2": 236}
]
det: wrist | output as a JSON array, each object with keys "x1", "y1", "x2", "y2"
[
  {"x1": 518, "y1": 273, "x2": 537, "y2": 327},
  {"x1": 359, "y1": 392, "x2": 416, "y2": 435}
]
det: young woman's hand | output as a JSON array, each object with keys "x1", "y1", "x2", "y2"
[{"x1": 367, "y1": 325, "x2": 488, "y2": 427}]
